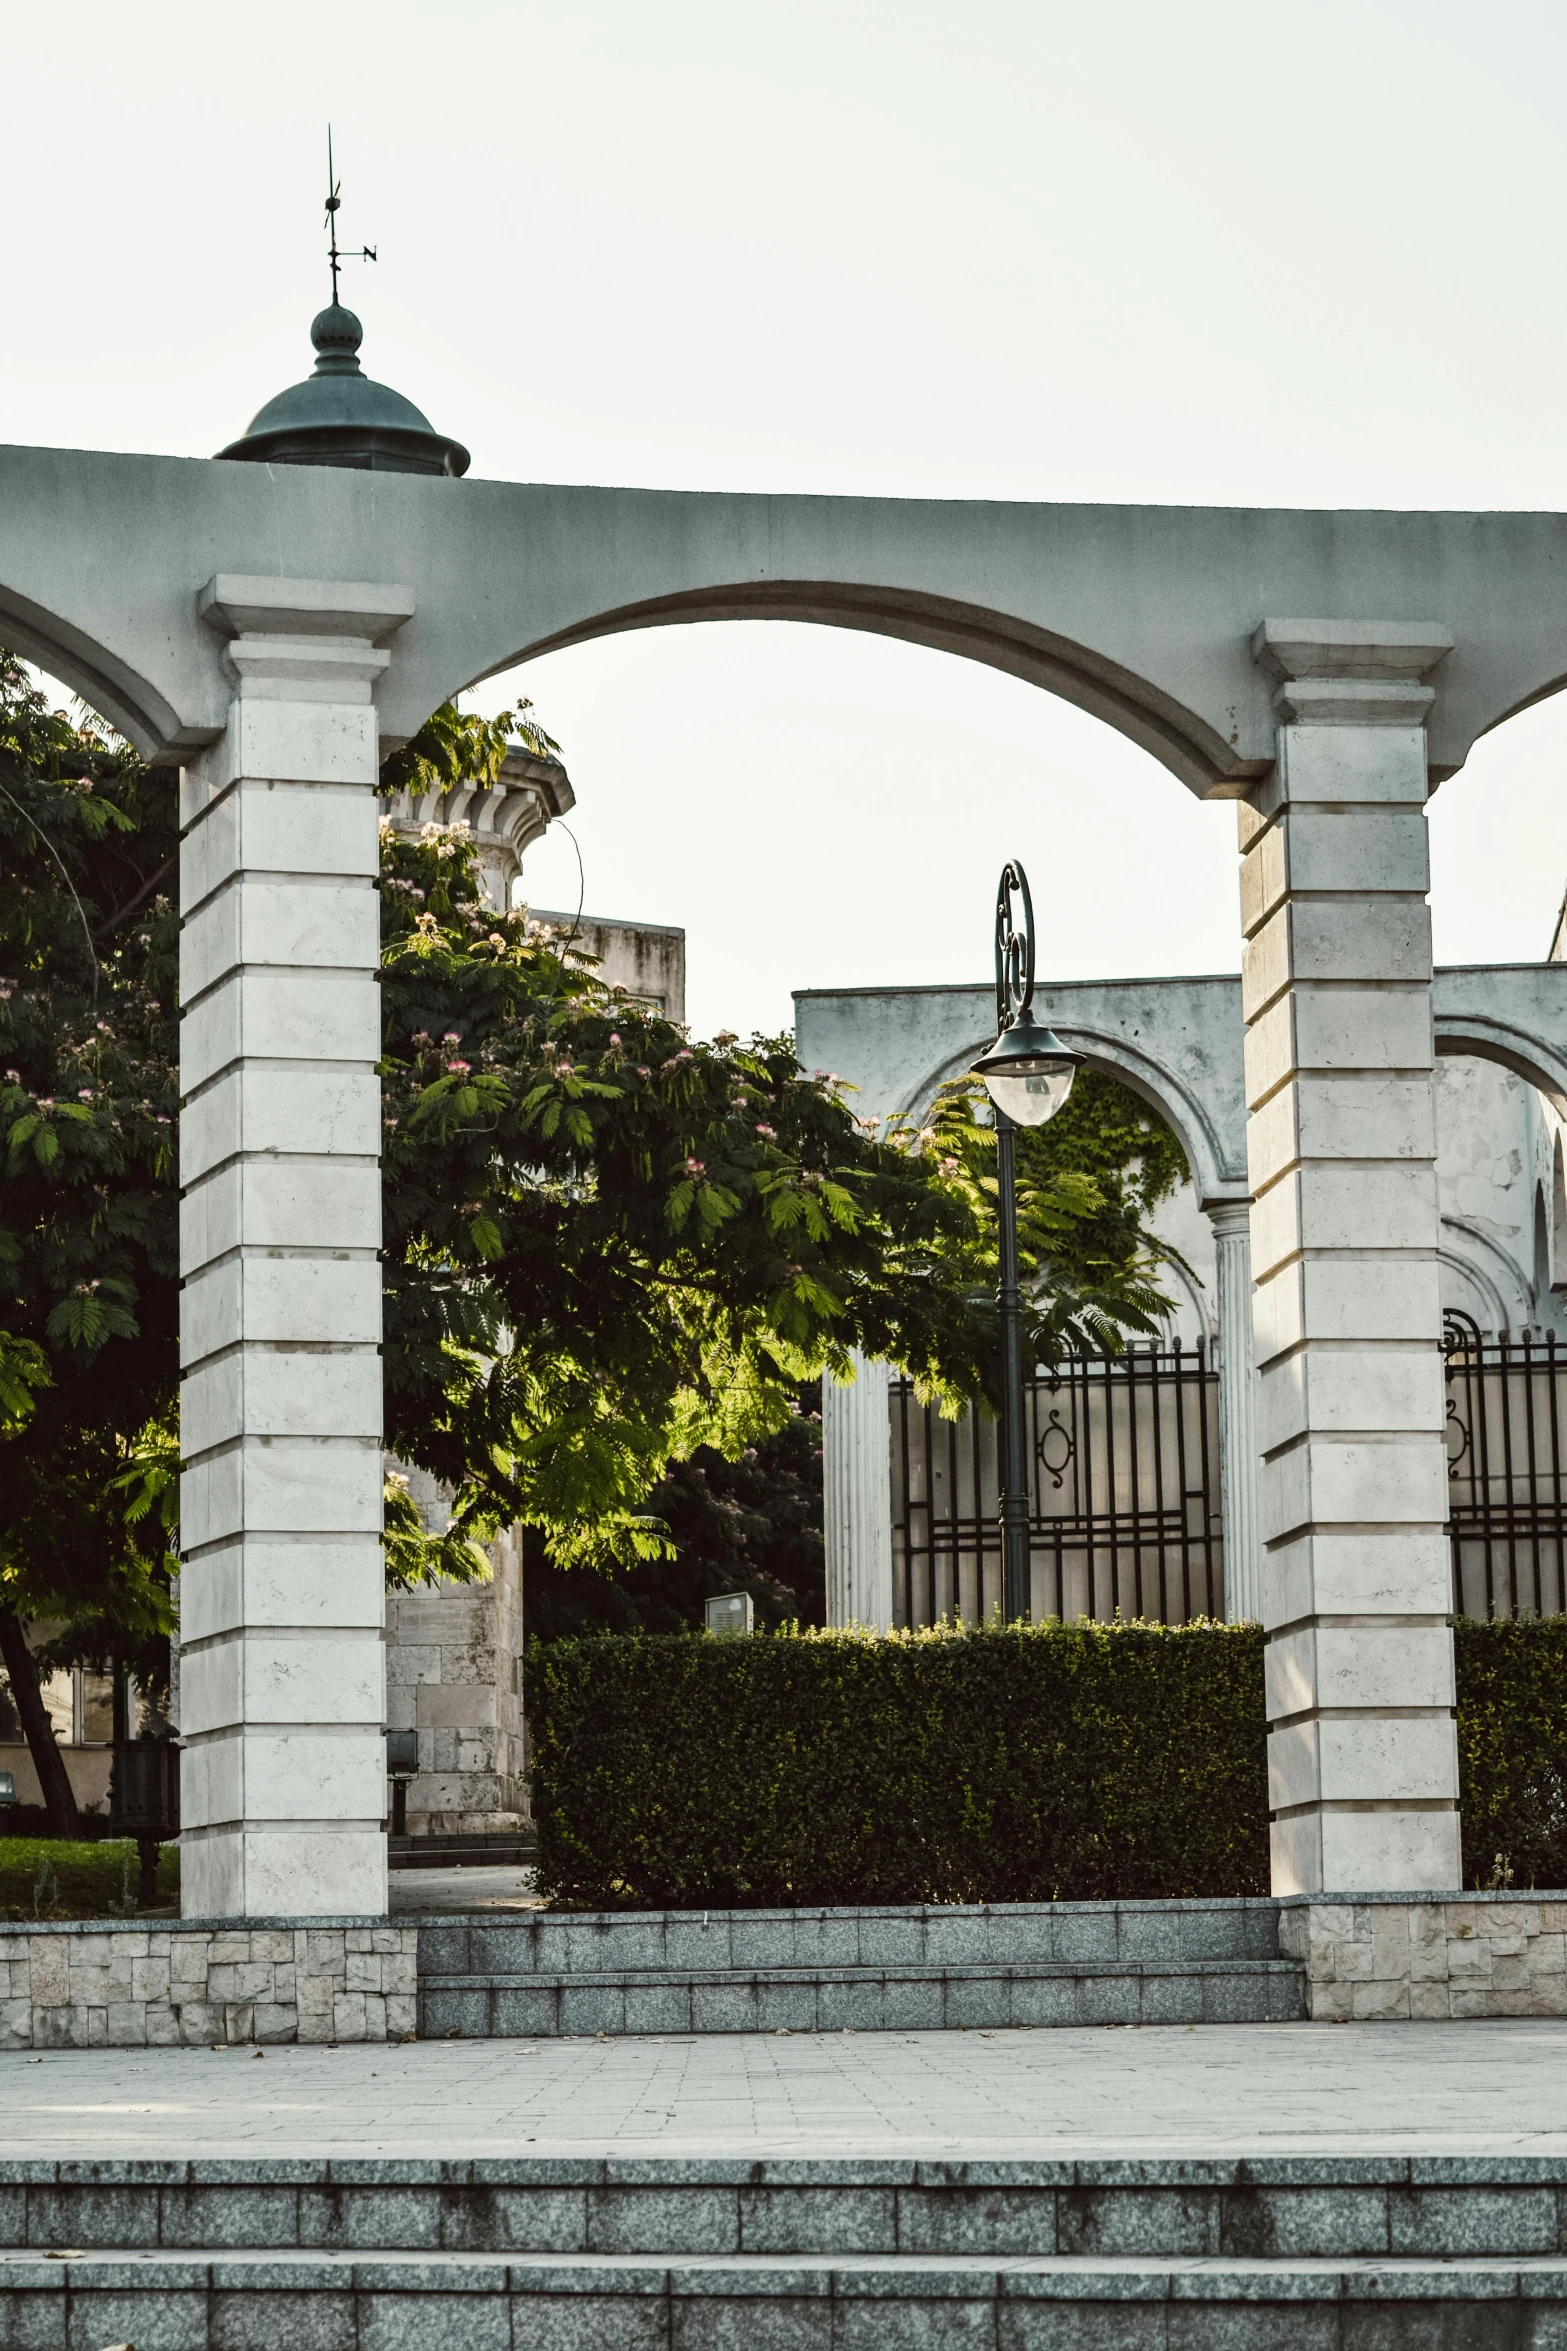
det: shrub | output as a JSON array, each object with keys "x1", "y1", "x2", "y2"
[
  {"x1": 526, "y1": 1620, "x2": 1269, "y2": 1909},
  {"x1": 1454, "y1": 1616, "x2": 1567, "y2": 1890},
  {"x1": 0, "y1": 1837, "x2": 178, "y2": 1921}
]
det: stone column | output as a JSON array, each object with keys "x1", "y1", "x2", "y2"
[
  {"x1": 176, "y1": 576, "x2": 412, "y2": 1919},
  {"x1": 1207, "y1": 1198, "x2": 1260, "y2": 1624},
  {"x1": 1245, "y1": 621, "x2": 1461, "y2": 1895},
  {"x1": 823, "y1": 1352, "x2": 894, "y2": 1629}
]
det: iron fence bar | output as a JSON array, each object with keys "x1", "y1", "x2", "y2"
[
  {"x1": 1102, "y1": 1350, "x2": 1122, "y2": 1619},
  {"x1": 1124, "y1": 1346, "x2": 1146, "y2": 1619},
  {"x1": 1149, "y1": 1341, "x2": 1171, "y2": 1622},
  {"x1": 1471, "y1": 1331, "x2": 1497, "y2": 1620},
  {"x1": 1170, "y1": 1333, "x2": 1195, "y2": 1621},
  {"x1": 1550, "y1": 1331, "x2": 1565, "y2": 1615},
  {"x1": 1499, "y1": 1334, "x2": 1520, "y2": 1617},
  {"x1": 1521, "y1": 1328, "x2": 1543, "y2": 1618}
]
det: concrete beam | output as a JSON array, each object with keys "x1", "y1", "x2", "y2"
[{"x1": 8, "y1": 443, "x2": 1567, "y2": 789}]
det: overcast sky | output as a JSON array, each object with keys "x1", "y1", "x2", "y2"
[{"x1": 6, "y1": 0, "x2": 1567, "y2": 1035}]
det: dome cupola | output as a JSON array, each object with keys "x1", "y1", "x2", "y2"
[
  {"x1": 217, "y1": 138, "x2": 469, "y2": 477},
  {"x1": 216, "y1": 301, "x2": 470, "y2": 477}
]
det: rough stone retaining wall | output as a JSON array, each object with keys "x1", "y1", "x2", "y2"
[
  {"x1": 0, "y1": 1919, "x2": 418, "y2": 2050},
  {"x1": 1279, "y1": 1891, "x2": 1567, "y2": 2018}
]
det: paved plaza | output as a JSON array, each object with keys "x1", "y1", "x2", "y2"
[{"x1": 2, "y1": 2020, "x2": 1565, "y2": 2161}]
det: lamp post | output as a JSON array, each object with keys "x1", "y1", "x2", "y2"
[{"x1": 970, "y1": 861, "x2": 1083, "y2": 1623}]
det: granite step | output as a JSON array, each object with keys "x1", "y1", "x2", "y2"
[
  {"x1": 419, "y1": 1956, "x2": 1306, "y2": 2036},
  {"x1": 6, "y1": 2155, "x2": 1566, "y2": 2263},
  {"x1": 415, "y1": 1898, "x2": 1301, "y2": 2036},
  {"x1": 390, "y1": 1830, "x2": 538, "y2": 1871},
  {"x1": 4, "y1": 2244, "x2": 1567, "y2": 2347}
]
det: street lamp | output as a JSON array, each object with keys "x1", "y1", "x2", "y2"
[{"x1": 970, "y1": 859, "x2": 1083, "y2": 1623}]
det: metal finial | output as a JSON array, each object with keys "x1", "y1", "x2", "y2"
[{"x1": 324, "y1": 126, "x2": 376, "y2": 306}]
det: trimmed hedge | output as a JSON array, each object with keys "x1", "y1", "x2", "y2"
[
  {"x1": 526, "y1": 1621, "x2": 1269, "y2": 1909},
  {"x1": 529, "y1": 1617, "x2": 1567, "y2": 1908},
  {"x1": 1455, "y1": 1616, "x2": 1567, "y2": 1890}
]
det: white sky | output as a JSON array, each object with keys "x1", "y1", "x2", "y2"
[{"x1": 6, "y1": 0, "x2": 1567, "y2": 1035}]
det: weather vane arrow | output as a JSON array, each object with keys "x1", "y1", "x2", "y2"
[{"x1": 324, "y1": 126, "x2": 377, "y2": 305}]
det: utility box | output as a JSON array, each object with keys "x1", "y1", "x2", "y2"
[{"x1": 704, "y1": 1591, "x2": 754, "y2": 1637}]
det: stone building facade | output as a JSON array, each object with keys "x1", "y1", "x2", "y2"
[{"x1": 801, "y1": 937, "x2": 1567, "y2": 1635}]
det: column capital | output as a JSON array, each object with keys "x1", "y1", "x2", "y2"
[
  {"x1": 1204, "y1": 1195, "x2": 1253, "y2": 1238},
  {"x1": 199, "y1": 575, "x2": 415, "y2": 644},
  {"x1": 1251, "y1": 619, "x2": 1453, "y2": 728}
]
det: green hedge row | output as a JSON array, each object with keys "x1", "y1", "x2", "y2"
[
  {"x1": 1454, "y1": 1616, "x2": 1567, "y2": 1891},
  {"x1": 526, "y1": 1621, "x2": 1270, "y2": 1909},
  {"x1": 526, "y1": 1617, "x2": 1567, "y2": 1909}
]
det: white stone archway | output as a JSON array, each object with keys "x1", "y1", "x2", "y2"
[{"x1": 16, "y1": 453, "x2": 1567, "y2": 1900}]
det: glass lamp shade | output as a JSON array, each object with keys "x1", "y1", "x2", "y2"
[{"x1": 971, "y1": 1015, "x2": 1082, "y2": 1128}]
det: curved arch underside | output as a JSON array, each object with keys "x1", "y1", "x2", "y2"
[{"x1": 485, "y1": 580, "x2": 1253, "y2": 801}]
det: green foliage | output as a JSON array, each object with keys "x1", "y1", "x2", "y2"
[
  {"x1": 525, "y1": 1620, "x2": 1269, "y2": 1908},
  {"x1": 0, "y1": 1330, "x2": 49, "y2": 1436},
  {"x1": 378, "y1": 696, "x2": 559, "y2": 800},
  {"x1": 378, "y1": 821, "x2": 1183, "y2": 1579},
  {"x1": 913, "y1": 1071, "x2": 1187, "y2": 1362},
  {"x1": 0, "y1": 1836, "x2": 178, "y2": 1921},
  {"x1": 1454, "y1": 1616, "x2": 1567, "y2": 1889},
  {"x1": 0, "y1": 653, "x2": 1183, "y2": 1634},
  {"x1": 0, "y1": 654, "x2": 179, "y2": 1676},
  {"x1": 527, "y1": 1391, "x2": 826, "y2": 1637}
]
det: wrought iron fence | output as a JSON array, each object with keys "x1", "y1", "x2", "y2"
[
  {"x1": 1445, "y1": 1309, "x2": 1567, "y2": 1618},
  {"x1": 890, "y1": 1342, "x2": 1224, "y2": 1628}
]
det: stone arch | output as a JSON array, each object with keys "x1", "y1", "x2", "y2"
[
  {"x1": 0, "y1": 579, "x2": 189, "y2": 760},
  {"x1": 1434, "y1": 1003, "x2": 1567, "y2": 1121},
  {"x1": 902, "y1": 1024, "x2": 1242, "y2": 1209},
  {"x1": 1439, "y1": 1229, "x2": 1533, "y2": 1339},
  {"x1": 472, "y1": 580, "x2": 1250, "y2": 800}
]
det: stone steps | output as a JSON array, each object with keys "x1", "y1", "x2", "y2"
[
  {"x1": 390, "y1": 1830, "x2": 537, "y2": 1871},
  {"x1": 7, "y1": 2154, "x2": 1567, "y2": 2259},
  {"x1": 4, "y1": 2244, "x2": 1567, "y2": 2347},
  {"x1": 415, "y1": 1897, "x2": 1302, "y2": 2037},
  {"x1": 420, "y1": 1957, "x2": 1305, "y2": 2035},
  {"x1": 11, "y1": 2156, "x2": 1567, "y2": 2344}
]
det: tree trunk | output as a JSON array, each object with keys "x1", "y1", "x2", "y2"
[{"x1": 0, "y1": 1607, "x2": 80, "y2": 1838}]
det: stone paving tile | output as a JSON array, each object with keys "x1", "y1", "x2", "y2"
[{"x1": 1, "y1": 2021, "x2": 1566, "y2": 2166}]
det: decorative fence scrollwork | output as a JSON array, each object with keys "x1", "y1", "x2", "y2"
[
  {"x1": 890, "y1": 1340, "x2": 1223, "y2": 1628},
  {"x1": 1444, "y1": 1309, "x2": 1567, "y2": 1619}
]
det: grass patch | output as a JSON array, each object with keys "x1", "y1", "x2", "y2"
[{"x1": 0, "y1": 1837, "x2": 179, "y2": 1921}]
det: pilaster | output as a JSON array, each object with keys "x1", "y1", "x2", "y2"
[
  {"x1": 1244, "y1": 620, "x2": 1461, "y2": 1895},
  {"x1": 1207, "y1": 1199, "x2": 1260, "y2": 1624},
  {"x1": 824, "y1": 1353, "x2": 895, "y2": 1630},
  {"x1": 177, "y1": 576, "x2": 412, "y2": 1919}
]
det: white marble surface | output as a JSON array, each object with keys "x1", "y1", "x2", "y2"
[{"x1": 2, "y1": 2020, "x2": 1565, "y2": 2159}]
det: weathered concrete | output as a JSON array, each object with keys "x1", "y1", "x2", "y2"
[
  {"x1": 10, "y1": 448, "x2": 1567, "y2": 790},
  {"x1": 797, "y1": 965, "x2": 1567, "y2": 1200}
]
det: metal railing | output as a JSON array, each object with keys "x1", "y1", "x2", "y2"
[
  {"x1": 1445, "y1": 1309, "x2": 1567, "y2": 1618},
  {"x1": 890, "y1": 1341, "x2": 1224, "y2": 1628}
]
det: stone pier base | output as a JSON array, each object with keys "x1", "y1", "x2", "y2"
[{"x1": 1279, "y1": 1891, "x2": 1567, "y2": 2018}]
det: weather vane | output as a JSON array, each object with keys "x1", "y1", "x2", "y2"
[{"x1": 324, "y1": 127, "x2": 377, "y2": 306}]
